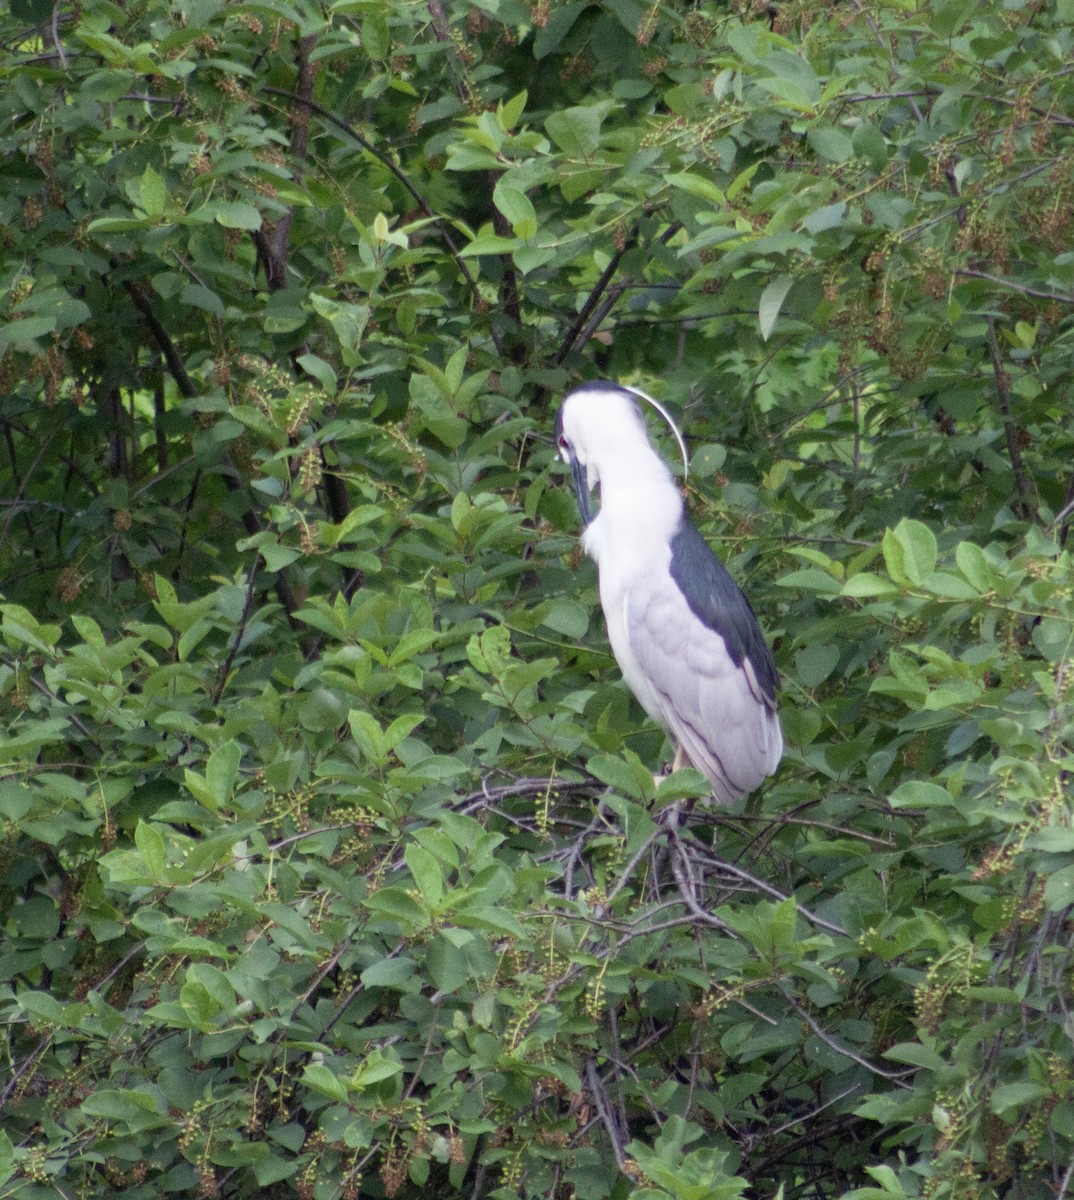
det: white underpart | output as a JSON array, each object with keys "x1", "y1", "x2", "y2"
[{"x1": 560, "y1": 386, "x2": 782, "y2": 806}]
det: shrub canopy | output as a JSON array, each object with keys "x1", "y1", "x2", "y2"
[{"x1": 1, "y1": 0, "x2": 1073, "y2": 1197}]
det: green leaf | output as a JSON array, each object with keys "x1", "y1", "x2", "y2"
[
  {"x1": 842, "y1": 572, "x2": 900, "y2": 598},
  {"x1": 1026, "y1": 828, "x2": 1074, "y2": 853},
  {"x1": 991, "y1": 1081, "x2": 1050, "y2": 1114},
  {"x1": 0, "y1": 1128, "x2": 13, "y2": 1188},
  {"x1": 666, "y1": 172, "x2": 726, "y2": 204},
  {"x1": 808, "y1": 126, "x2": 853, "y2": 162},
  {"x1": 883, "y1": 519, "x2": 937, "y2": 586},
  {"x1": 253, "y1": 1157, "x2": 298, "y2": 1187},
  {"x1": 775, "y1": 567, "x2": 842, "y2": 594},
  {"x1": 134, "y1": 820, "x2": 167, "y2": 882},
  {"x1": 920, "y1": 571, "x2": 979, "y2": 599},
  {"x1": 460, "y1": 234, "x2": 519, "y2": 257},
  {"x1": 138, "y1": 165, "x2": 167, "y2": 217},
  {"x1": 759, "y1": 275, "x2": 793, "y2": 341},
  {"x1": 1, "y1": 604, "x2": 62, "y2": 652},
  {"x1": 303, "y1": 1062, "x2": 349, "y2": 1103},
  {"x1": 0, "y1": 314, "x2": 57, "y2": 350},
  {"x1": 297, "y1": 353, "x2": 337, "y2": 395},
  {"x1": 882, "y1": 1041, "x2": 947, "y2": 1071},
  {"x1": 544, "y1": 103, "x2": 609, "y2": 157},
  {"x1": 81, "y1": 1088, "x2": 165, "y2": 1125},
  {"x1": 353, "y1": 1050, "x2": 404, "y2": 1087},
  {"x1": 492, "y1": 180, "x2": 538, "y2": 239},
  {"x1": 205, "y1": 741, "x2": 242, "y2": 808},
  {"x1": 211, "y1": 201, "x2": 263, "y2": 230},
  {"x1": 427, "y1": 934, "x2": 468, "y2": 993},
  {"x1": 361, "y1": 11, "x2": 389, "y2": 57},
  {"x1": 862, "y1": 1164, "x2": 907, "y2": 1196},
  {"x1": 1044, "y1": 866, "x2": 1074, "y2": 912},
  {"x1": 405, "y1": 843, "x2": 444, "y2": 909},
  {"x1": 10, "y1": 0, "x2": 53, "y2": 19},
  {"x1": 887, "y1": 780, "x2": 954, "y2": 809},
  {"x1": 796, "y1": 642, "x2": 839, "y2": 687},
  {"x1": 498, "y1": 89, "x2": 528, "y2": 131},
  {"x1": 181, "y1": 283, "x2": 224, "y2": 315},
  {"x1": 360, "y1": 956, "x2": 417, "y2": 988},
  {"x1": 17, "y1": 989, "x2": 66, "y2": 1025},
  {"x1": 586, "y1": 752, "x2": 654, "y2": 800},
  {"x1": 540, "y1": 598, "x2": 589, "y2": 638},
  {"x1": 1033, "y1": 617, "x2": 1072, "y2": 664},
  {"x1": 852, "y1": 121, "x2": 888, "y2": 168},
  {"x1": 349, "y1": 709, "x2": 387, "y2": 765},
  {"x1": 363, "y1": 886, "x2": 429, "y2": 931}
]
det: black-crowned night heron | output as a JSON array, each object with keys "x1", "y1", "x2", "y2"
[{"x1": 555, "y1": 380, "x2": 782, "y2": 806}]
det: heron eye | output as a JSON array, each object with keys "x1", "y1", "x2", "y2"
[{"x1": 557, "y1": 435, "x2": 570, "y2": 454}]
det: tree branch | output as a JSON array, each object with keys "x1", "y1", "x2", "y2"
[
  {"x1": 211, "y1": 553, "x2": 260, "y2": 705},
  {"x1": 957, "y1": 267, "x2": 1074, "y2": 304},
  {"x1": 552, "y1": 227, "x2": 639, "y2": 366},
  {"x1": 257, "y1": 32, "x2": 317, "y2": 291},
  {"x1": 985, "y1": 314, "x2": 1036, "y2": 521},
  {"x1": 122, "y1": 279, "x2": 301, "y2": 621},
  {"x1": 584, "y1": 1057, "x2": 628, "y2": 1170},
  {"x1": 261, "y1": 86, "x2": 504, "y2": 357},
  {"x1": 568, "y1": 222, "x2": 684, "y2": 358},
  {"x1": 122, "y1": 279, "x2": 198, "y2": 399},
  {"x1": 778, "y1": 984, "x2": 915, "y2": 1088},
  {"x1": 1052, "y1": 472, "x2": 1074, "y2": 547}
]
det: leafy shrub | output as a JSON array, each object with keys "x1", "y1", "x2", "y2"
[{"x1": 1, "y1": 0, "x2": 1073, "y2": 1197}]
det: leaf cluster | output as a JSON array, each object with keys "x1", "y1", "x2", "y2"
[{"x1": 0, "y1": 0, "x2": 1073, "y2": 1198}]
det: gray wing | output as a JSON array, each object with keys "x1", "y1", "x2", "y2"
[{"x1": 626, "y1": 570, "x2": 782, "y2": 806}]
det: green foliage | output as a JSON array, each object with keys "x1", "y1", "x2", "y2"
[{"x1": 1, "y1": 0, "x2": 1073, "y2": 1197}]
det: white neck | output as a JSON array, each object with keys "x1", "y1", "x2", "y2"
[{"x1": 582, "y1": 451, "x2": 683, "y2": 570}]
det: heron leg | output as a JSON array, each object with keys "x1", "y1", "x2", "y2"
[
  {"x1": 662, "y1": 741, "x2": 708, "y2": 818},
  {"x1": 651, "y1": 742, "x2": 690, "y2": 790}
]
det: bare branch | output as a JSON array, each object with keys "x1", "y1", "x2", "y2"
[
  {"x1": 957, "y1": 267, "x2": 1074, "y2": 305},
  {"x1": 211, "y1": 554, "x2": 260, "y2": 706},
  {"x1": 689, "y1": 846, "x2": 849, "y2": 937},
  {"x1": 985, "y1": 314, "x2": 1036, "y2": 521},
  {"x1": 778, "y1": 984, "x2": 915, "y2": 1088},
  {"x1": 261, "y1": 86, "x2": 504, "y2": 357},
  {"x1": 584, "y1": 1057, "x2": 628, "y2": 1169},
  {"x1": 553, "y1": 227, "x2": 639, "y2": 366}
]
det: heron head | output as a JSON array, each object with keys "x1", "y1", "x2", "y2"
[
  {"x1": 556, "y1": 383, "x2": 639, "y2": 524},
  {"x1": 555, "y1": 382, "x2": 686, "y2": 526}
]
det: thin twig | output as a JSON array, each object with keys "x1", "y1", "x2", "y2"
[
  {"x1": 401, "y1": 999, "x2": 443, "y2": 1102},
  {"x1": 957, "y1": 267, "x2": 1074, "y2": 305},
  {"x1": 0, "y1": 1035, "x2": 51, "y2": 1111},
  {"x1": 261, "y1": 86, "x2": 504, "y2": 357},
  {"x1": 690, "y1": 847, "x2": 848, "y2": 937},
  {"x1": 1058, "y1": 1149, "x2": 1074, "y2": 1200},
  {"x1": 571, "y1": 222, "x2": 684, "y2": 352},
  {"x1": 766, "y1": 1083, "x2": 863, "y2": 1141},
  {"x1": 211, "y1": 554, "x2": 260, "y2": 706},
  {"x1": 120, "y1": 276, "x2": 301, "y2": 621},
  {"x1": 585, "y1": 1057, "x2": 628, "y2": 1169},
  {"x1": 778, "y1": 984, "x2": 914, "y2": 1088},
  {"x1": 985, "y1": 314, "x2": 1035, "y2": 520},
  {"x1": 553, "y1": 228, "x2": 639, "y2": 365},
  {"x1": 50, "y1": 0, "x2": 68, "y2": 68},
  {"x1": 602, "y1": 827, "x2": 663, "y2": 905},
  {"x1": 0, "y1": 429, "x2": 56, "y2": 553},
  {"x1": 122, "y1": 279, "x2": 198, "y2": 400},
  {"x1": 666, "y1": 820, "x2": 737, "y2": 933},
  {"x1": 696, "y1": 809, "x2": 892, "y2": 847}
]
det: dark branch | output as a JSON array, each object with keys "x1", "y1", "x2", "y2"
[
  {"x1": 261, "y1": 85, "x2": 505, "y2": 357},
  {"x1": 985, "y1": 314, "x2": 1036, "y2": 521}
]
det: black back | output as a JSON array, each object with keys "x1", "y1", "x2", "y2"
[{"x1": 669, "y1": 516, "x2": 779, "y2": 703}]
